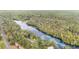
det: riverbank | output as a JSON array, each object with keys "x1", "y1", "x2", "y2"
[
  {"x1": 26, "y1": 23, "x2": 79, "y2": 48},
  {"x1": 14, "y1": 20, "x2": 73, "y2": 49}
]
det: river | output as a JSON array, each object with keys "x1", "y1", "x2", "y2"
[{"x1": 14, "y1": 20, "x2": 78, "y2": 49}]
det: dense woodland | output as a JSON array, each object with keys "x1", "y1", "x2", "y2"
[{"x1": 0, "y1": 11, "x2": 79, "y2": 49}]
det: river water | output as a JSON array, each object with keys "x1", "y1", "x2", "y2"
[{"x1": 14, "y1": 20, "x2": 77, "y2": 49}]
